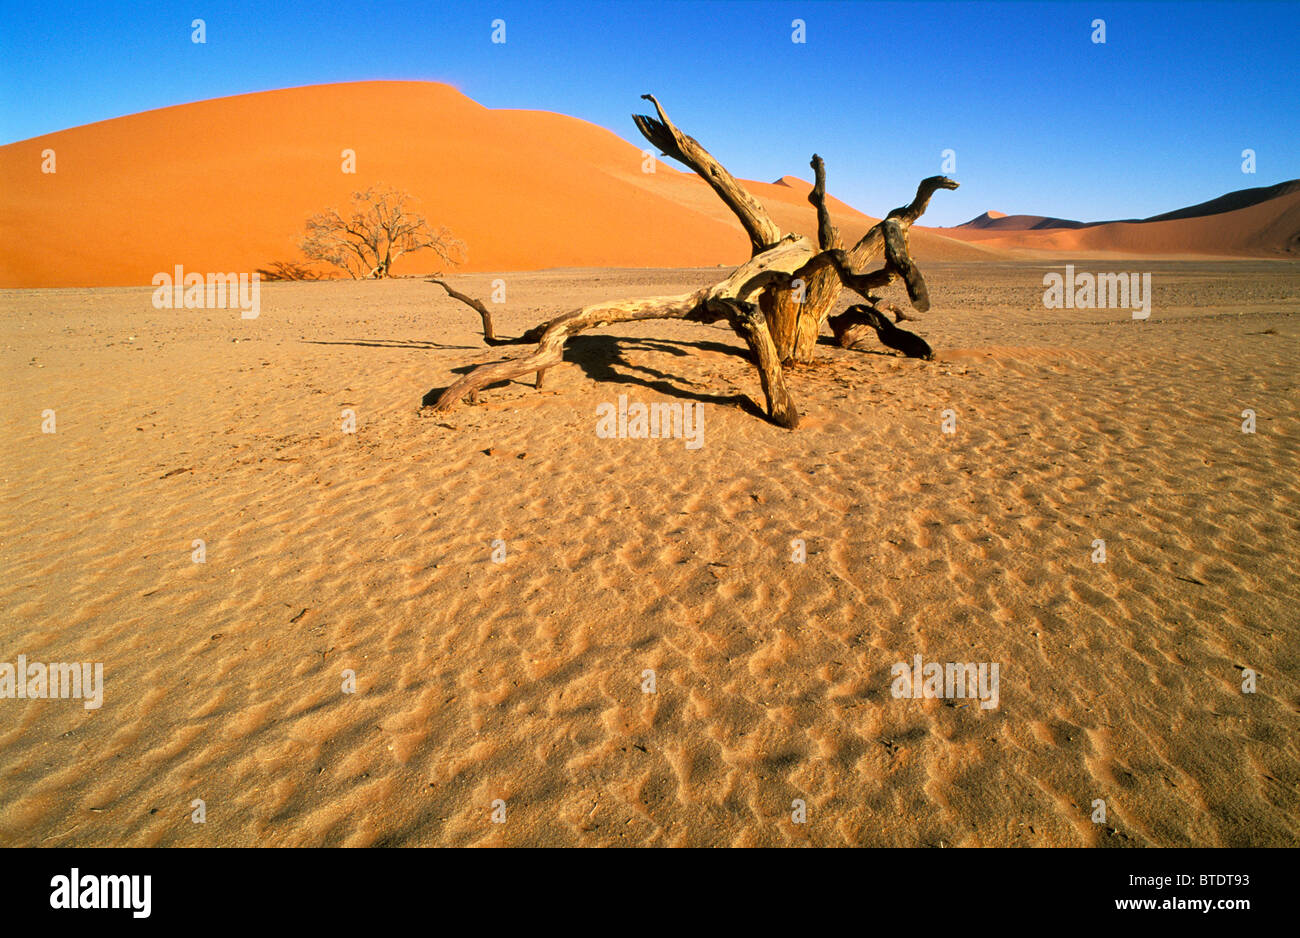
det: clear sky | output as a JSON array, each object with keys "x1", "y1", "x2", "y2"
[{"x1": 1, "y1": 1, "x2": 1296, "y2": 226}]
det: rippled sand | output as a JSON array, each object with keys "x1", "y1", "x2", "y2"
[{"x1": 1, "y1": 260, "x2": 1297, "y2": 846}]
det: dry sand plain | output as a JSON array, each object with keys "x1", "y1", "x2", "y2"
[{"x1": 1, "y1": 260, "x2": 1298, "y2": 846}]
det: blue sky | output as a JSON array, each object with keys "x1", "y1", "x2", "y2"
[{"x1": 1, "y1": 1, "x2": 1296, "y2": 226}]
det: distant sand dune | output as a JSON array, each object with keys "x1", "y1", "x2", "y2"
[{"x1": 940, "y1": 181, "x2": 1300, "y2": 256}]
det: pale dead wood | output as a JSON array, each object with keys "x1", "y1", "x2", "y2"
[
  {"x1": 704, "y1": 298, "x2": 799, "y2": 428},
  {"x1": 425, "y1": 97, "x2": 956, "y2": 426},
  {"x1": 633, "y1": 95, "x2": 781, "y2": 255},
  {"x1": 428, "y1": 237, "x2": 818, "y2": 416},
  {"x1": 763, "y1": 153, "x2": 846, "y2": 363},
  {"x1": 428, "y1": 278, "x2": 546, "y2": 346}
]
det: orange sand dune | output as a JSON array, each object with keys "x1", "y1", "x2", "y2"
[
  {"x1": 0, "y1": 81, "x2": 990, "y2": 288},
  {"x1": 936, "y1": 185, "x2": 1300, "y2": 256}
]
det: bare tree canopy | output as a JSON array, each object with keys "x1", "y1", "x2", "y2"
[{"x1": 301, "y1": 185, "x2": 466, "y2": 279}]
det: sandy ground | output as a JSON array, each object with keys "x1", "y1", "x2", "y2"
[{"x1": 1, "y1": 260, "x2": 1298, "y2": 846}]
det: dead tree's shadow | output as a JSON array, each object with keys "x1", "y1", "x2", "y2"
[
  {"x1": 304, "y1": 338, "x2": 479, "y2": 351},
  {"x1": 815, "y1": 334, "x2": 895, "y2": 356},
  {"x1": 422, "y1": 332, "x2": 767, "y2": 419}
]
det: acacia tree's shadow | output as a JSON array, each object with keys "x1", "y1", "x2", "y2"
[{"x1": 420, "y1": 332, "x2": 767, "y2": 419}]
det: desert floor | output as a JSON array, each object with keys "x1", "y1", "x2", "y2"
[{"x1": 1, "y1": 260, "x2": 1297, "y2": 846}]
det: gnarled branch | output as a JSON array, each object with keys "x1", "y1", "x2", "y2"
[
  {"x1": 428, "y1": 279, "x2": 547, "y2": 346},
  {"x1": 808, "y1": 154, "x2": 841, "y2": 252},
  {"x1": 633, "y1": 94, "x2": 781, "y2": 255},
  {"x1": 828, "y1": 305, "x2": 933, "y2": 359}
]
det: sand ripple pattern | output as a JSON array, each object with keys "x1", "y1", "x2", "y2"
[{"x1": 1, "y1": 263, "x2": 1297, "y2": 846}]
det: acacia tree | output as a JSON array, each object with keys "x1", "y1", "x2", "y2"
[
  {"x1": 302, "y1": 185, "x2": 465, "y2": 279},
  {"x1": 428, "y1": 95, "x2": 957, "y2": 428}
]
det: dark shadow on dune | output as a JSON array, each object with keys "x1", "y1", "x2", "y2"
[{"x1": 421, "y1": 331, "x2": 769, "y2": 420}]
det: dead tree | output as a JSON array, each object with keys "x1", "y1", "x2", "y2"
[
  {"x1": 303, "y1": 185, "x2": 465, "y2": 279},
  {"x1": 426, "y1": 95, "x2": 957, "y2": 428}
]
